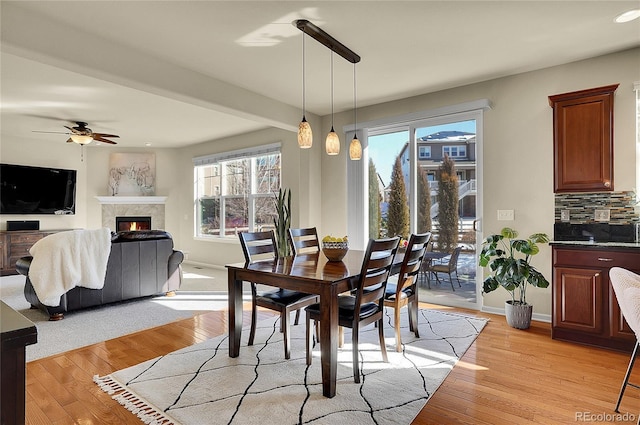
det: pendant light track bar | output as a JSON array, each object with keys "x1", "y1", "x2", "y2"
[{"x1": 293, "y1": 19, "x2": 360, "y2": 64}]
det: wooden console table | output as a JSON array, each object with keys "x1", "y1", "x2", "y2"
[
  {"x1": 1, "y1": 301, "x2": 37, "y2": 425},
  {"x1": 0, "y1": 229, "x2": 71, "y2": 276}
]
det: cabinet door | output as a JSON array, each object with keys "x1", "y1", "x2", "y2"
[
  {"x1": 553, "y1": 266, "x2": 604, "y2": 334},
  {"x1": 549, "y1": 84, "x2": 618, "y2": 193}
]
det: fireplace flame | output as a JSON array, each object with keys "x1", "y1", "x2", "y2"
[{"x1": 129, "y1": 222, "x2": 138, "y2": 231}]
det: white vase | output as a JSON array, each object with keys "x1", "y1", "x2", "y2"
[{"x1": 505, "y1": 300, "x2": 533, "y2": 329}]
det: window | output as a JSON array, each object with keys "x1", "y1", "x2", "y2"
[
  {"x1": 193, "y1": 143, "x2": 281, "y2": 238},
  {"x1": 418, "y1": 146, "x2": 431, "y2": 159},
  {"x1": 443, "y1": 145, "x2": 466, "y2": 158}
]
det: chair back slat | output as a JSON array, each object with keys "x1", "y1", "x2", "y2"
[
  {"x1": 288, "y1": 227, "x2": 320, "y2": 255},
  {"x1": 447, "y1": 247, "x2": 462, "y2": 272},
  {"x1": 353, "y1": 237, "x2": 400, "y2": 315},
  {"x1": 398, "y1": 232, "x2": 431, "y2": 292},
  {"x1": 239, "y1": 231, "x2": 277, "y2": 264}
]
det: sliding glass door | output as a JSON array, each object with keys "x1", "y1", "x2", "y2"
[{"x1": 365, "y1": 112, "x2": 482, "y2": 309}]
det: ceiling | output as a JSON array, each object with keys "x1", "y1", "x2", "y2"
[{"x1": 1, "y1": 1, "x2": 639, "y2": 149}]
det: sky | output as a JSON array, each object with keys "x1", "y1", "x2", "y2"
[{"x1": 368, "y1": 120, "x2": 476, "y2": 185}]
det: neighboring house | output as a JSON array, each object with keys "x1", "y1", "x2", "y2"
[{"x1": 398, "y1": 131, "x2": 477, "y2": 218}]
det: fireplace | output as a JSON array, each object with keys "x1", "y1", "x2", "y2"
[{"x1": 116, "y1": 216, "x2": 151, "y2": 231}]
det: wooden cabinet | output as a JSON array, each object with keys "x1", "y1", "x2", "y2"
[
  {"x1": 0, "y1": 230, "x2": 62, "y2": 275},
  {"x1": 552, "y1": 245, "x2": 639, "y2": 352},
  {"x1": 548, "y1": 84, "x2": 618, "y2": 193}
]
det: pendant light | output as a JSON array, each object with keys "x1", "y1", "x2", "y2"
[
  {"x1": 325, "y1": 51, "x2": 340, "y2": 155},
  {"x1": 297, "y1": 33, "x2": 312, "y2": 148},
  {"x1": 349, "y1": 62, "x2": 362, "y2": 160}
]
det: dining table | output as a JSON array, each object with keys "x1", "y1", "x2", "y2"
[{"x1": 226, "y1": 249, "x2": 403, "y2": 398}]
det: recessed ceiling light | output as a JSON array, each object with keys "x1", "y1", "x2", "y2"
[
  {"x1": 145, "y1": 142, "x2": 152, "y2": 147},
  {"x1": 615, "y1": 9, "x2": 640, "y2": 23}
]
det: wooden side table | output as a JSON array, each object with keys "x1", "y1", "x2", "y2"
[{"x1": 1, "y1": 301, "x2": 37, "y2": 425}]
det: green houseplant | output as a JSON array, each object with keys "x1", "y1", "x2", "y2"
[
  {"x1": 479, "y1": 227, "x2": 550, "y2": 329},
  {"x1": 273, "y1": 188, "x2": 291, "y2": 257}
]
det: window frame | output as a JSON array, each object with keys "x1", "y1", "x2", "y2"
[
  {"x1": 443, "y1": 145, "x2": 467, "y2": 158},
  {"x1": 193, "y1": 143, "x2": 281, "y2": 239},
  {"x1": 418, "y1": 145, "x2": 431, "y2": 159}
]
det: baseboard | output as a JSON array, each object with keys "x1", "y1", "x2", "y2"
[
  {"x1": 182, "y1": 260, "x2": 227, "y2": 271},
  {"x1": 481, "y1": 304, "x2": 551, "y2": 323}
]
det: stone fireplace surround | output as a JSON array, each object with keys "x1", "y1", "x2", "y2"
[{"x1": 96, "y1": 196, "x2": 166, "y2": 232}]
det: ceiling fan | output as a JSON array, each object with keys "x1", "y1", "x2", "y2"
[{"x1": 34, "y1": 121, "x2": 119, "y2": 145}]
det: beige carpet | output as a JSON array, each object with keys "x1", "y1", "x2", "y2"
[
  {"x1": 0, "y1": 264, "x2": 239, "y2": 361},
  {"x1": 96, "y1": 308, "x2": 488, "y2": 425}
]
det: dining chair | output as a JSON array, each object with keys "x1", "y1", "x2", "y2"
[
  {"x1": 609, "y1": 267, "x2": 640, "y2": 413},
  {"x1": 384, "y1": 232, "x2": 431, "y2": 352},
  {"x1": 305, "y1": 236, "x2": 400, "y2": 383},
  {"x1": 238, "y1": 230, "x2": 319, "y2": 360},
  {"x1": 287, "y1": 227, "x2": 320, "y2": 255},
  {"x1": 426, "y1": 246, "x2": 462, "y2": 291}
]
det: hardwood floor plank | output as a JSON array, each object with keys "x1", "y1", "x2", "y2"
[{"x1": 23, "y1": 304, "x2": 640, "y2": 424}]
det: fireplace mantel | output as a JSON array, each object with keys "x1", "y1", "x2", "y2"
[{"x1": 95, "y1": 196, "x2": 167, "y2": 205}]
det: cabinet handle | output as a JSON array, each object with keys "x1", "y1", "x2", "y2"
[
  {"x1": 597, "y1": 257, "x2": 614, "y2": 262},
  {"x1": 604, "y1": 181, "x2": 611, "y2": 188}
]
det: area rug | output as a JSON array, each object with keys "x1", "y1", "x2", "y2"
[{"x1": 95, "y1": 308, "x2": 488, "y2": 425}]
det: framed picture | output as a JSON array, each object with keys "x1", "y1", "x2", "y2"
[{"x1": 108, "y1": 153, "x2": 156, "y2": 196}]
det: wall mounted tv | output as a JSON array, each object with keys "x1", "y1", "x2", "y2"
[{"x1": 0, "y1": 163, "x2": 77, "y2": 214}]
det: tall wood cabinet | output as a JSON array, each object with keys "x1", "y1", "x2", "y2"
[
  {"x1": 552, "y1": 245, "x2": 639, "y2": 352},
  {"x1": 548, "y1": 84, "x2": 618, "y2": 193}
]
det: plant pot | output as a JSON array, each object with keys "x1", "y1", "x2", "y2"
[{"x1": 504, "y1": 300, "x2": 533, "y2": 329}]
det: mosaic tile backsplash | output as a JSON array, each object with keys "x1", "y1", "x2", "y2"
[{"x1": 554, "y1": 191, "x2": 639, "y2": 224}]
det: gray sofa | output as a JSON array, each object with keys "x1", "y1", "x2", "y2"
[{"x1": 16, "y1": 230, "x2": 184, "y2": 320}]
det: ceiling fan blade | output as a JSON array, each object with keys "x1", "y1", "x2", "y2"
[
  {"x1": 32, "y1": 130, "x2": 72, "y2": 135},
  {"x1": 93, "y1": 136, "x2": 118, "y2": 144},
  {"x1": 93, "y1": 133, "x2": 119, "y2": 139},
  {"x1": 66, "y1": 138, "x2": 74, "y2": 143}
]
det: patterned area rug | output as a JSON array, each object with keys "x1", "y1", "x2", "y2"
[{"x1": 95, "y1": 308, "x2": 488, "y2": 425}]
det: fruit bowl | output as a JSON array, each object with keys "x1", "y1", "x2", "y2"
[{"x1": 322, "y1": 241, "x2": 349, "y2": 262}]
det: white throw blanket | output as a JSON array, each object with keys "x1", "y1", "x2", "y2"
[{"x1": 28, "y1": 228, "x2": 112, "y2": 307}]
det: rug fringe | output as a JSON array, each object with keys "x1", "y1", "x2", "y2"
[{"x1": 94, "y1": 375, "x2": 179, "y2": 425}]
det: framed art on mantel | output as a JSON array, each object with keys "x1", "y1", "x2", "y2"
[{"x1": 108, "y1": 153, "x2": 156, "y2": 196}]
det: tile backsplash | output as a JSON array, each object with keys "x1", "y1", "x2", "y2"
[{"x1": 554, "y1": 191, "x2": 639, "y2": 224}]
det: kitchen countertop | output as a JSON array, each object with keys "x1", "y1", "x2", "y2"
[{"x1": 550, "y1": 240, "x2": 640, "y2": 249}]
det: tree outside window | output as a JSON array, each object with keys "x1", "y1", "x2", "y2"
[{"x1": 195, "y1": 149, "x2": 280, "y2": 238}]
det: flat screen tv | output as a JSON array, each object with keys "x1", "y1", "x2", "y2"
[{"x1": 0, "y1": 163, "x2": 77, "y2": 214}]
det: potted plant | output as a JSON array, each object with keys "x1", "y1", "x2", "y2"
[
  {"x1": 273, "y1": 188, "x2": 291, "y2": 257},
  {"x1": 479, "y1": 227, "x2": 550, "y2": 329}
]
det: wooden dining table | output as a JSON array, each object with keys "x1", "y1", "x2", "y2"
[{"x1": 226, "y1": 249, "x2": 403, "y2": 398}]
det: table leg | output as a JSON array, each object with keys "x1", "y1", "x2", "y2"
[
  {"x1": 228, "y1": 270, "x2": 243, "y2": 358},
  {"x1": 319, "y1": 285, "x2": 338, "y2": 398}
]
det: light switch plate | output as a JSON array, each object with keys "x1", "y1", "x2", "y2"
[
  {"x1": 594, "y1": 209, "x2": 610, "y2": 222},
  {"x1": 497, "y1": 209, "x2": 515, "y2": 221},
  {"x1": 560, "y1": 210, "x2": 570, "y2": 222}
]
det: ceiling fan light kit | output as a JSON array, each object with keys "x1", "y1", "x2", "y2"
[{"x1": 70, "y1": 134, "x2": 94, "y2": 145}]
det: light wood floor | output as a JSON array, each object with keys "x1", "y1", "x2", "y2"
[{"x1": 24, "y1": 304, "x2": 640, "y2": 425}]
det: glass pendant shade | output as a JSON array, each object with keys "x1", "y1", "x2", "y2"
[
  {"x1": 325, "y1": 127, "x2": 340, "y2": 155},
  {"x1": 70, "y1": 134, "x2": 93, "y2": 145},
  {"x1": 349, "y1": 134, "x2": 362, "y2": 160},
  {"x1": 298, "y1": 116, "x2": 312, "y2": 148}
]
